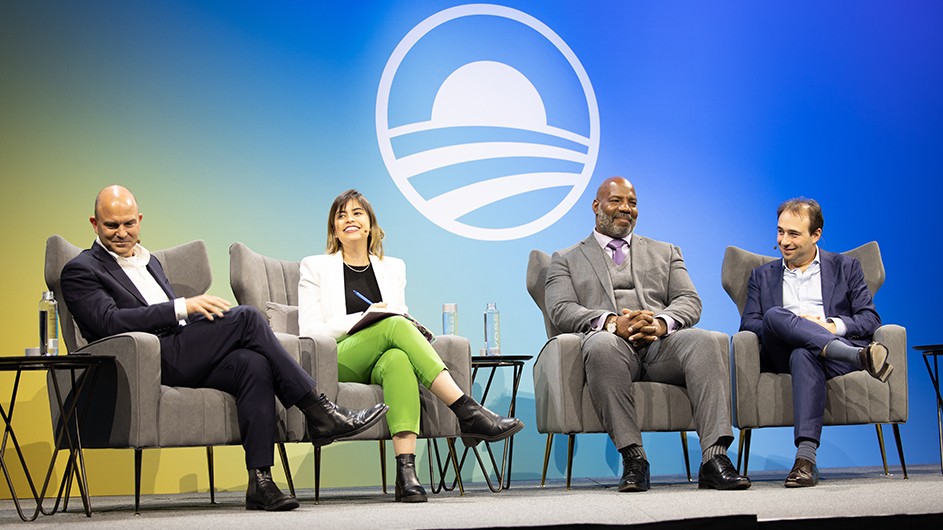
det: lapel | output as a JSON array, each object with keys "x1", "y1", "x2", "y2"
[
  {"x1": 325, "y1": 253, "x2": 346, "y2": 312},
  {"x1": 91, "y1": 243, "x2": 148, "y2": 306},
  {"x1": 147, "y1": 257, "x2": 176, "y2": 299},
  {"x1": 370, "y1": 254, "x2": 391, "y2": 303},
  {"x1": 819, "y1": 249, "x2": 837, "y2": 314},
  {"x1": 767, "y1": 259, "x2": 784, "y2": 308},
  {"x1": 627, "y1": 234, "x2": 646, "y2": 308},
  {"x1": 578, "y1": 234, "x2": 617, "y2": 310}
]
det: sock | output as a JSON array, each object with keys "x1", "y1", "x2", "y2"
[
  {"x1": 701, "y1": 443, "x2": 726, "y2": 463},
  {"x1": 295, "y1": 390, "x2": 320, "y2": 410},
  {"x1": 796, "y1": 440, "x2": 818, "y2": 464},
  {"x1": 619, "y1": 444, "x2": 647, "y2": 460},
  {"x1": 448, "y1": 394, "x2": 474, "y2": 419},
  {"x1": 822, "y1": 340, "x2": 861, "y2": 367}
]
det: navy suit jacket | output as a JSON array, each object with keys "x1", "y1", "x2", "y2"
[
  {"x1": 739, "y1": 248, "x2": 881, "y2": 349},
  {"x1": 61, "y1": 243, "x2": 182, "y2": 343}
]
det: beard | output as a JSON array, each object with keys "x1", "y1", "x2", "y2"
[{"x1": 596, "y1": 209, "x2": 634, "y2": 239}]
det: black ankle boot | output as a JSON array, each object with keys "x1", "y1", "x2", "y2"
[
  {"x1": 394, "y1": 454, "x2": 427, "y2": 503},
  {"x1": 300, "y1": 393, "x2": 389, "y2": 447},
  {"x1": 245, "y1": 468, "x2": 299, "y2": 511},
  {"x1": 449, "y1": 395, "x2": 524, "y2": 447}
]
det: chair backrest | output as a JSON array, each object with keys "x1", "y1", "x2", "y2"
[
  {"x1": 526, "y1": 250, "x2": 563, "y2": 339},
  {"x1": 721, "y1": 241, "x2": 885, "y2": 316},
  {"x1": 44, "y1": 235, "x2": 212, "y2": 352},
  {"x1": 229, "y1": 242, "x2": 301, "y2": 334}
]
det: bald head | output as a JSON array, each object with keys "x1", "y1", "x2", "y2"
[
  {"x1": 592, "y1": 176, "x2": 638, "y2": 238},
  {"x1": 90, "y1": 185, "x2": 142, "y2": 258}
]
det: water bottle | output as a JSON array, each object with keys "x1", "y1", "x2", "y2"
[
  {"x1": 442, "y1": 303, "x2": 458, "y2": 336},
  {"x1": 482, "y1": 302, "x2": 501, "y2": 356},
  {"x1": 39, "y1": 291, "x2": 59, "y2": 356}
]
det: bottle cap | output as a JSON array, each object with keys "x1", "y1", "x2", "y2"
[{"x1": 442, "y1": 303, "x2": 458, "y2": 312}]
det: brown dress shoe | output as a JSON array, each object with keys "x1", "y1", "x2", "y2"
[
  {"x1": 859, "y1": 342, "x2": 893, "y2": 382},
  {"x1": 784, "y1": 458, "x2": 819, "y2": 488}
]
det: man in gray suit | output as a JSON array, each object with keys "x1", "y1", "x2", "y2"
[{"x1": 545, "y1": 177, "x2": 750, "y2": 492}]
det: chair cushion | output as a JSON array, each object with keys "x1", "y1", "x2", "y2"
[{"x1": 266, "y1": 302, "x2": 299, "y2": 335}]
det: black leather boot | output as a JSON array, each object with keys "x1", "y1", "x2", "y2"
[
  {"x1": 449, "y1": 395, "x2": 524, "y2": 447},
  {"x1": 394, "y1": 454, "x2": 427, "y2": 503},
  {"x1": 300, "y1": 393, "x2": 389, "y2": 447},
  {"x1": 245, "y1": 468, "x2": 299, "y2": 511}
]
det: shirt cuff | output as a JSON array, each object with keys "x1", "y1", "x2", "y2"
[
  {"x1": 592, "y1": 312, "x2": 616, "y2": 331},
  {"x1": 655, "y1": 314, "x2": 678, "y2": 336},
  {"x1": 829, "y1": 316, "x2": 847, "y2": 337},
  {"x1": 174, "y1": 297, "x2": 188, "y2": 322}
]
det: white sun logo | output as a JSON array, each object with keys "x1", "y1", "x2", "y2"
[{"x1": 376, "y1": 4, "x2": 599, "y2": 241}]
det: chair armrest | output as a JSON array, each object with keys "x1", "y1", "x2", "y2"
[
  {"x1": 432, "y1": 335, "x2": 472, "y2": 395},
  {"x1": 873, "y1": 324, "x2": 908, "y2": 423},
  {"x1": 533, "y1": 333, "x2": 584, "y2": 433},
  {"x1": 67, "y1": 332, "x2": 162, "y2": 448},
  {"x1": 300, "y1": 334, "x2": 341, "y2": 402},
  {"x1": 730, "y1": 330, "x2": 761, "y2": 429}
]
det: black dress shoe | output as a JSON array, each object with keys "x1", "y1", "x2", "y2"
[
  {"x1": 302, "y1": 394, "x2": 389, "y2": 447},
  {"x1": 698, "y1": 454, "x2": 751, "y2": 490},
  {"x1": 246, "y1": 468, "x2": 299, "y2": 511},
  {"x1": 394, "y1": 454, "x2": 428, "y2": 503},
  {"x1": 618, "y1": 454, "x2": 650, "y2": 492},
  {"x1": 784, "y1": 458, "x2": 819, "y2": 487},
  {"x1": 859, "y1": 342, "x2": 893, "y2": 382},
  {"x1": 451, "y1": 397, "x2": 524, "y2": 447}
]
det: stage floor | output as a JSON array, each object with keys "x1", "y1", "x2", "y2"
[{"x1": 1, "y1": 465, "x2": 941, "y2": 528}]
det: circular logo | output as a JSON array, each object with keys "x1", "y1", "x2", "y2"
[{"x1": 376, "y1": 4, "x2": 599, "y2": 241}]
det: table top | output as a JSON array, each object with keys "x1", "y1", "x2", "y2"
[
  {"x1": 914, "y1": 345, "x2": 943, "y2": 355},
  {"x1": 0, "y1": 354, "x2": 109, "y2": 371},
  {"x1": 471, "y1": 355, "x2": 533, "y2": 365}
]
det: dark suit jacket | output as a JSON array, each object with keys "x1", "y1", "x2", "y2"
[
  {"x1": 61, "y1": 243, "x2": 181, "y2": 343},
  {"x1": 739, "y1": 248, "x2": 881, "y2": 348}
]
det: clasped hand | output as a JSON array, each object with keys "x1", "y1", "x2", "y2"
[
  {"x1": 185, "y1": 295, "x2": 232, "y2": 321},
  {"x1": 800, "y1": 314, "x2": 837, "y2": 334},
  {"x1": 613, "y1": 309, "x2": 666, "y2": 346}
]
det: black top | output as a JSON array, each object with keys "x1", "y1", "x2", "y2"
[{"x1": 343, "y1": 262, "x2": 382, "y2": 314}]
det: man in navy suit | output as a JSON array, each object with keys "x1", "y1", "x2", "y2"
[
  {"x1": 740, "y1": 198, "x2": 892, "y2": 488},
  {"x1": 61, "y1": 185, "x2": 388, "y2": 511}
]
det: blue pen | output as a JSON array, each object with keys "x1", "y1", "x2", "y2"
[{"x1": 352, "y1": 290, "x2": 374, "y2": 305}]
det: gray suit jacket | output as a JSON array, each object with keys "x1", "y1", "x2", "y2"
[{"x1": 545, "y1": 233, "x2": 702, "y2": 334}]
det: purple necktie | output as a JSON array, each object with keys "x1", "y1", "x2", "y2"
[{"x1": 607, "y1": 238, "x2": 627, "y2": 266}]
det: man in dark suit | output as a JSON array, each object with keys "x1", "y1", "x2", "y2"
[
  {"x1": 740, "y1": 197, "x2": 891, "y2": 487},
  {"x1": 545, "y1": 177, "x2": 750, "y2": 492},
  {"x1": 61, "y1": 185, "x2": 389, "y2": 511}
]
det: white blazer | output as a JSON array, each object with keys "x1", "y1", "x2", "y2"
[{"x1": 298, "y1": 252, "x2": 407, "y2": 339}]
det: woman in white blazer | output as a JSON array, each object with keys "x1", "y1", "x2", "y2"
[{"x1": 298, "y1": 189, "x2": 522, "y2": 503}]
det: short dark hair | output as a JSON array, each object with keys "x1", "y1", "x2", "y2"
[{"x1": 777, "y1": 197, "x2": 823, "y2": 234}]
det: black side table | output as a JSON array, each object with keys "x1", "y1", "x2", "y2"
[
  {"x1": 0, "y1": 355, "x2": 106, "y2": 521},
  {"x1": 434, "y1": 355, "x2": 531, "y2": 493},
  {"x1": 915, "y1": 345, "x2": 943, "y2": 474}
]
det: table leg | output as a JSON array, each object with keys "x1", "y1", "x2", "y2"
[
  {"x1": 923, "y1": 353, "x2": 943, "y2": 474},
  {"x1": 0, "y1": 370, "x2": 46, "y2": 521}
]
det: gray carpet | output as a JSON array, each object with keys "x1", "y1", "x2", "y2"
[{"x1": 1, "y1": 466, "x2": 941, "y2": 528}]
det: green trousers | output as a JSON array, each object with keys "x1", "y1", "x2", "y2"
[{"x1": 337, "y1": 315, "x2": 447, "y2": 435}]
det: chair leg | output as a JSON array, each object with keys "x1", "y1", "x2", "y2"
[
  {"x1": 206, "y1": 447, "x2": 216, "y2": 504},
  {"x1": 893, "y1": 423, "x2": 908, "y2": 479},
  {"x1": 739, "y1": 429, "x2": 752, "y2": 476},
  {"x1": 680, "y1": 431, "x2": 691, "y2": 482},
  {"x1": 540, "y1": 434, "x2": 553, "y2": 487},
  {"x1": 379, "y1": 440, "x2": 387, "y2": 494},
  {"x1": 314, "y1": 446, "x2": 322, "y2": 504},
  {"x1": 276, "y1": 443, "x2": 295, "y2": 497},
  {"x1": 566, "y1": 434, "x2": 575, "y2": 490},
  {"x1": 446, "y1": 437, "x2": 464, "y2": 496},
  {"x1": 875, "y1": 424, "x2": 890, "y2": 475},
  {"x1": 134, "y1": 449, "x2": 142, "y2": 515}
]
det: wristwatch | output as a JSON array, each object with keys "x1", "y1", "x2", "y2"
[{"x1": 606, "y1": 317, "x2": 618, "y2": 334}]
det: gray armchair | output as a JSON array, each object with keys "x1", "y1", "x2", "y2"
[
  {"x1": 43, "y1": 235, "x2": 302, "y2": 513},
  {"x1": 228, "y1": 242, "x2": 468, "y2": 500},
  {"x1": 527, "y1": 250, "x2": 730, "y2": 487},
  {"x1": 721, "y1": 242, "x2": 907, "y2": 477}
]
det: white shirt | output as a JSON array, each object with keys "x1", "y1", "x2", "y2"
[
  {"x1": 95, "y1": 238, "x2": 188, "y2": 322},
  {"x1": 591, "y1": 230, "x2": 677, "y2": 335},
  {"x1": 781, "y1": 246, "x2": 847, "y2": 336}
]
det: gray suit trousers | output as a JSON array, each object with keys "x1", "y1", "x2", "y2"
[{"x1": 582, "y1": 328, "x2": 733, "y2": 453}]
